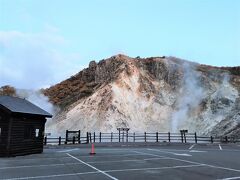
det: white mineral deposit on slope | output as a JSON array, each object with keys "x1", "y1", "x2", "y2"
[
  {"x1": 46, "y1": 56, "x2": 240, "y2": 136},
  {"x1": 195, "y1": 75, "x2": 239, "y2": 135},
  {"x1": 110, "y1": 71, "x2": 172, "y2": 133}
]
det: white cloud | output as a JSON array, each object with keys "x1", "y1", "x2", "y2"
[{"x1": 0, "y1": 30, "x2": 84, "y2": 89}]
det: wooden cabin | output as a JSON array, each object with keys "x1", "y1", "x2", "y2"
[{"x1": 0, "y1": 96, "x2": 52, "y2": 157}]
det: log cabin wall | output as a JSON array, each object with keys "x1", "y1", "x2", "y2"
[
  {"x1": 8, "y1": 114, "x2": 46, "y2": 156},
  {"x1": 0, "y1": 110, "x2": 10, "y2": 156}
]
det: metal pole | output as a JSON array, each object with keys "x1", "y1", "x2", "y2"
[
  {"x1": 119, "y1": 130, "x2": 120, "y2": 142},
  {"x1": 58, "y1": 136, "x2": 61, "y2": 145},
  {"x1": 144, "y1": 132, "x2": 146, "y2": 142},
  {"x1": 78, "y1": 130, "x2": 81, "y2": 144},
  {"x1": 168, "y1": 132, "x2": 171, "y2": 142},
  {"x1": 194, "y1": 132, "x2": 197, "y2": 144}
]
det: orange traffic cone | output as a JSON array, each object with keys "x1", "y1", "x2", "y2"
[{"x1": 90, "y1": 143, "x2": 96, "y2": 155}]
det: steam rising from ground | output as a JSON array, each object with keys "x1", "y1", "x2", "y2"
[
  {"x1": 16, "y1": 89, "x2": 59, "y2": 136},
  {"x1": 171, "y1": 63, "x2": 204, "y2": 132}
]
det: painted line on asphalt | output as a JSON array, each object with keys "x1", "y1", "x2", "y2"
[
  {"x1": 67, "y1": 153, "x2": 118, "y2": 180},
  {"x1": 0, "y1": 153, "x2": 149, "y2": 163},
  {"x1": 189, "y1": 150, "x2": 206, "y2": 153},
  {"x1": 0, "y1": 162, "x2": 81, "y2": 170},
  {"x1": 0, "y1": 165, "x2": 205, "y2": 180},
  {"x1": 145, "y1": 148, "x2": 192, "y2": 157},
  {"x1": 57, "y1": 148, "x2": 80, "y2": 153},
  {"x1": 218, "y1": 176, "x2": 240, "y2": 180},
  {"x1": 145, "y1": 149, "x2": 240, "y2": 173},
  {"x1": 87, "y1": 157, "x2": 169, "y2": 164},
  {"x1": 1, "y1": 171, "x2": 98, "y2": 180},
  {"x1": 189, "y1": 144, "x2": 195, "y2": 150},
  {"x1": 0, "y1": 157, "x2": 169, "y2": 170},
  {"x1": 219, "y1": 144, "x2": 222, "y2": 150},
  {"x1": 104, "y1": 164, "x2": 204, "y2": 173}
]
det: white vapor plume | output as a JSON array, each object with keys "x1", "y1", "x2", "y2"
[
  {"x1": 171, "y1": 63, "x2": 204, "y2": 132},
  {"x1": 16, "y1": 89, "x2": 60, "y2": 136},
  {"x1": 16, "y1": 89, "x2": 57, "y2": 115}
]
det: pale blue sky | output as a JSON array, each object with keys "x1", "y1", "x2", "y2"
[{"x1": 0, "y1": 0, "x2": 239, "y2": 88}]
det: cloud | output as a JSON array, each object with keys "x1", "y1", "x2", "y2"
[{"x1": 0, "y1": 30, "x2": 83, "y2": 89}]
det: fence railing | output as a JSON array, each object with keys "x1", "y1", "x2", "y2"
[{"x1": 43, "y1": 132, "x2": 240, "y2": 145}]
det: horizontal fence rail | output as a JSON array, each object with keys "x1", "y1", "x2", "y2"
[{"x1": 43, "y1": 131, "x2": 240, "y2": 145}]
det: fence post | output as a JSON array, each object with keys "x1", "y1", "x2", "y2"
[
  {"x1": 73, "y1": 136, "x2": 75, "y2": 144},
  {"x1": 210, "y1": 136, "x2": 213, "y2": 143},
  {"x1": 94, "y1": 132, "x2": 96, "y2": 143},
  {"x1": 58, "y1": 136, "x2": 61, "y2": 145},
  {"x1": 194, "y1": 132, "x2": 197, "y2": 144},
  {"x1": 168, "y1": 132, "x2": 171, "y2": 142},
  {"x1": 133, "y1": 132, "x2": 135, "y2": 142},
  {"x1": 44, "y1": 136, "x2": 47, "y2": 145},
  {"x1": 111, "y1": 132, "x2": 113, "y2": 142},
  {"x1": 144, "y1": 132, "x2": 147, "y2": 142},
  {"x1": 181, "y1": 132, "x2": 184, "y2": 143},
  {"x1": 78, "y1": 130, "x2": 81, "y2": 144},
  {"x1": 100, "y1": 132, "x2": 102, "y2": 143},
  {"x1": 119, "y1": 130, "x2": 120, "y2": 142},
  {"x1": 225, "y1": 136, "x2": 228, "y2": 143},
  {"x1": 156, "y1": 132, "x2": 158, "y2": 142},
  {"x1": 86, "y1": 132, "x2": 89, "y2": 144},
  {"x1": 65, "y1": 130, "x2": 68, "y2": 144},
  {"x1": 184, "y1": 132, "x2": 187, "y2": 143},
  {"x1": 89, "y1": 133, "x2": 92, "y2": 143}
]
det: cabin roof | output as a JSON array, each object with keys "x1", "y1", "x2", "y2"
[{"x1": 0, "y1": 96, "x2": 52, "y2": 118}]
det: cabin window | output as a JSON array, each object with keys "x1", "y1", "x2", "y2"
[
  {"x1": 35, "y1": 129, "x2": 40, "y2": 137},
  {"x1": 24, "y1": 125, "x2": 34, "y2": 139}
]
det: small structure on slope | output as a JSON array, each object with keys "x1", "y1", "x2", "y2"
[{"x1": 0, "y1": 96, "x2": 52, "y2": 157}]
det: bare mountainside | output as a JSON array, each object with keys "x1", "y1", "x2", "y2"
[{"x1": 44, "y1": 54, "x2": 240, "y2": 137}]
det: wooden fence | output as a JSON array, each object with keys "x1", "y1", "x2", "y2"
[{"x1": 43, "y1": 132, "x2": 240, "y2": 145}]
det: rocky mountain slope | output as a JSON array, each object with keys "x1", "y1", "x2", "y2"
[{"x1": 44, "y1": 54, "x2": 240, "y2": 137}]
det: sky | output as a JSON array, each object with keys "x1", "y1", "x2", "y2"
[{"x1": 0, "y1": 0, "x2": 239, "y2": 89}]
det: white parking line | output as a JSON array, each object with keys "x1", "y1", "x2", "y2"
[
  {"x1": 189, "y1": 144, "x2": 195, "y2": 150},
  {"x1": 145, "y1": 148, "x2": 192, "y2": 157},
  {"x1": 0, "y1": 158, "x2": 170, "y2": 170},
  {"x1": 1, "y1": 171, "x2": 98, "y2": 180},
  {"x1": 0, "y1": 153, "x2": 148, "y2": 163},
  {"x1": 67, "y1": 153, "x2": 118, "y2": 180},
  {"x1": 219, "y1": 144, "x2": 222, "y2": 150},
  {"x1": 189, "y1": 150, "x2": 206, "y2": 153},
  {"x1": 57, "y1": 148, "x2": 79, "y2": 153},
  {"x1": 144, "y1": 149, "x2": 240, "y2": 173},
  {"x1": 218, "y1": 176, "x2": 240, "y2": 180},
  {"x1": 0, "y1": 165, "x2": 205, "y2": 180},
  {"x1": 0, "y1": 163, "x2": 81, "y2": 170},
  {"x1": 104, "y1": 164, "x2": 204, "y2": 173}
]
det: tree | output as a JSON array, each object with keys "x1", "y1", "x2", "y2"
[{"x1": 0, "y1": 85, "x2": 16, "y2": 96}]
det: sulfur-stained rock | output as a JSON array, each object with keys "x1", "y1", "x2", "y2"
[{"x1": 43, "y1": 55, "x2": 240, "y2": 137}]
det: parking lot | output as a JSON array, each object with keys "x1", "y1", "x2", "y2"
[{"x1": 0, "y1": 143, "x2": 240, "y2": 180}]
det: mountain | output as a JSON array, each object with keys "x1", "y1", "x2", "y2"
[{"x1": 44, "y1": 54, "x2": 240, "y2": 137}]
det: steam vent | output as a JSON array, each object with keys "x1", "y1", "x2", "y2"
[{"x1": 43, "y1": 55, "x2": 240, "y2": 137}]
